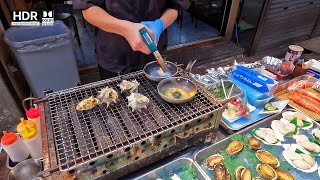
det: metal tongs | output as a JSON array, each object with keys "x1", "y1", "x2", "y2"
[{"x1": 139, "y1": 28, "x2": 171, "y2": 76}]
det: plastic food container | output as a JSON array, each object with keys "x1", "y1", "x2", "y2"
[
  {"x1": 1, "y1": 131, "x2": 30, "y2": 162},
  {"x1": 21, "y1": 126, "x2": 42, "y2": 159}
]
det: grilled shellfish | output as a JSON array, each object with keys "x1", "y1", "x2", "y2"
[
  {"x1": 276, "y1": 169, "x2": 294, "y2": 180},
  {"x1": 256, "y1": 164, "x2": 277, "y2": 180},
  {"x1": 235, "y1": 166, "x2": 251, "y2": 180},
  {"x1": 226, "y1": 140, "x2": 244, "y2": 156},
  {"x1": 247, "y1": 137, "x2": 261, "y2": 151},
  {"x1": 214, "y1": 163, "x2": 231, "y2": 180},
  {"x1": 97, "y1": 86, "x2": 118, "y2": 107},
  {"x1": 76, "y1": 96, "x2": 100, "y2": 111},
  {"x1": 119, "y1": 79, "x2": 140, "y2": 93},
  {"x1": 127, "y1": 93, "x2": 149, "y2": 112},
  {"x1": 206, "y1": 154, "x2": 224, "y2": 169},
  {"x1": 256, "y1": 150, "x2": 280, "y2": 169}
]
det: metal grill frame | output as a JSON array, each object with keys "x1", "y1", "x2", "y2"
[{"x1": 44, "y1": 70, "x2": 222, "y2": 171}]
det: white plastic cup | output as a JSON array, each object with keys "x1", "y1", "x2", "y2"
[{"x1": 1, "y1": 133, "x2": 30, "y2": 163}]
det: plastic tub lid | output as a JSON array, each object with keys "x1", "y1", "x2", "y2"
[
  {"x1": 1, "y1": 131, "x2": 18, "y2": 145},
  {"x1": 26, "y1": 107, "x2": 40, "y2": 119}
]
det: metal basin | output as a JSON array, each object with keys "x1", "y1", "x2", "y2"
[
  {"x1": 8, "y1": 159, "x2": 42, "y2": 180},
  {"x1": 143, "y1": 61, "x2": 178, "y2": 82},
  {"x1": 157, "y1": 77, "x2": 197, "y2": 104}
]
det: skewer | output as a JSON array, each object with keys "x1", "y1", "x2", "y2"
[
  {"x1": 227, "y1": 84, "x2": 235, "y2": 99},
  {"x1": 221, "y1": 79, "x2": 227, "y2": 99}
]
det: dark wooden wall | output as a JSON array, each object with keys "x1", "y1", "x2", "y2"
[{"x1": 250, "y1": 0, "x2": 320, "y2": 55}]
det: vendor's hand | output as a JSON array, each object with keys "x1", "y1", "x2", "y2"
[
  {"x1": 122, "y1": 22, "x2": 156, "y2": 55},
  {"x1": 140, "y1": 19, "x2": 164, "y2": 42}
]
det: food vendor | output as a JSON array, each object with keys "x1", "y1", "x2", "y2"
[{"x1": 74, "y1": 0, "x2": 183, "y2": 79}]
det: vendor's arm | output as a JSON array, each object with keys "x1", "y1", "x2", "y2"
[
  {"x1": 160, "y1": 9, "x2": 178, "y2": 29},
  {"x1": 82, "y1": 6, "x2": 155, "y2": 54}
]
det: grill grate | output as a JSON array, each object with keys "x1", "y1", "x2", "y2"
[{"x1": 46, "y1": 71, "x2": 221, "y2": 171}]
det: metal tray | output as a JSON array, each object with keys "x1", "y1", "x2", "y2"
[
  {"x1": 275, "y1": 75, "x2": 319, "y2": 120},
  {"x1": 194, "y1": 109, "x2": 320, "y2": 179},
  {"x1": 135, "y1": 157, "x2": 208, "y2": 180}
]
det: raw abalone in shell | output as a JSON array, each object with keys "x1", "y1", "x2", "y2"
[
  {"x1": 247, "y1": 137, "x2": 261, "y2": 151},
  {"x1": 97, "y1": 86, "x2": 118, "y2": 107},
  {"x1": 119, "y1": 79, "x2": 140, "y2": 93},
  {"x1": 256, "y1": 164, "x2": 277, "y2": 180},
  {"x1": 226, "y1": 140, "x2": 244, "y2": 156},
  {"x1": 206, "y1": 154, "x2": 224, "y2": 169},
  {"x1": 256, "y1": 150, "x2": 280, "y2": 169},
  {"x1": 127, "y1": 93, "x2": 149, "y2": 112},
  {"x1": 276, "y1": 169, "x2": 294, "y2": 180}
]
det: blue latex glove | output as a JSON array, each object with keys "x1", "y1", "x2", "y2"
[{"x1": 140, "y1": 19, "x2": 164, "y2": 42}]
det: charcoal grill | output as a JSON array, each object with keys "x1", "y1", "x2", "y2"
[{"x1": 38, "y1": 70, "x2": 224, "y2": 179}]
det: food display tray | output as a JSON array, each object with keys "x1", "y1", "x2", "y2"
[
  {"x1": 194, "y1": 109, "x2": 320, "y2": 179},
  {"x1": 136, "y1": 157, "x2": 207, "y2": 180},
  {"x1": 220, "y1": 109, "x2": 272, "y2": 134},
  {"x1": 274, "y1": 75, "x2": 319, "y2": 120}
]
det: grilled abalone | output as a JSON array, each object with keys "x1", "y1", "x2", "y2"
[
  {"x1": 235, "y1": 166, "x2": 251, "y2": 180},
  {"x1": 76, "y1": 96, "x2": 100, "y2": 111},
  {"x1": 247, "y1": 137, "x2": 261, "y2": 151},
  {"x1": 97, "y1": 86, "x2": 118, "y2": 107},
  {"x1": 226, "y1": 140, "x2": 244, "y2": 156},
  {"x1": 276, "y1": 169, "x2": 294, "y2": 180},
  {"x1": 206, "y1": 154, "x2": 224, "y2": 169},
  {"x1": 256, "y1": 150, "x2": 280, "y2": 169},
  {"x1": 214, "y1": 163, "x2": 231, "y2": 180},
  {"x1": 256, "y1": 164, "x2": 277, "y2": 180},
  {"x1": 119, "y1": 79, "x2": 140, "y2": 93},
  {"x1": 127, "y1": 93, "x2": 149, "y2": 112}
]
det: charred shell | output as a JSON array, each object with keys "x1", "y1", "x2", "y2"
[
  {"x1": 97, "y1": 86, "x2": 119, "y2": 107},
  {"x1": 127, "y1": 93, "x2": 149, "y2": 112},
  {"x1": 226, "y1": 140, "x2": 244, "y2": 156},
  {"x1": 119, "y1": 79, "x2": 140, "y2": 93},
  {"x1": 256, "y1": 150, "x2": 280, "y2": 169}
]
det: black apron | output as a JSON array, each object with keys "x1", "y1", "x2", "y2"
[{"x1": 74, "y1": 0, "x2": 183, "y2": 74}]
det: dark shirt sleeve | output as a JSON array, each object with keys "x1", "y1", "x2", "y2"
[
  {"x1": 167, "y1": 0, "x2": 185, "y2": 10},
  {"x1": 73, "y1": 0, "x2": 105, "y2": 10}
]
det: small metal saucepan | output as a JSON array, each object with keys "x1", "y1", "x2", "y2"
[
  {"x1": 8, "y1": 159, "x2": 42, "y2": 180},
  {"x1": 143, "y1": 61, "x2": 178, "y2": 82},
  {"x1": 157, "y1": 77, "x2": 197, "y2": 104}
]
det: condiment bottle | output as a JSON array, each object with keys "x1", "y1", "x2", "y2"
[
  {"x1": 20, "y1": 126, "x2": 42, "y2": 159},
  {"x1": 26, "y1": 107, "x2": 40, "y2": 129},
  {"x1": 17, "y1": 118, "x2": 36, "y2": 135},
  {"x1": 1, "y1": 131, "x2": 29, "y2": 162}
]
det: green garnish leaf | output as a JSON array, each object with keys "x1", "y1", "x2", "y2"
[
  {"x1": 179, "y1": 165, "x2": 197, "y2": 180},
  {"x1": 295, "y1": 148, "x2": 304, "y2": 154}
]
